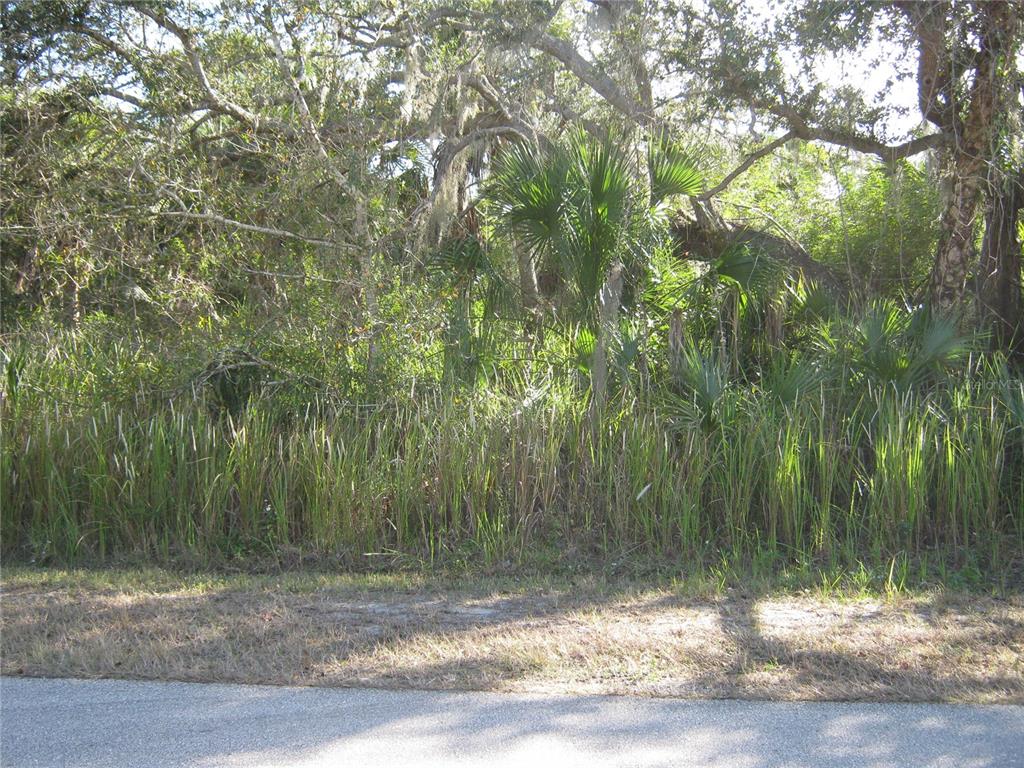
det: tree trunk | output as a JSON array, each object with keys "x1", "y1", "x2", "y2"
[
  {"x1": 516, "y1": 243, "x2": 540, "y2": 312},
  {"x1": 354, "y1": 196, "x2": 379, "y2": 376},
  {"x1": 927, "y1": 1, "x2": 1018, "y2": 311},
  {"x1": 978, "y1": 167, "x2": 1023, "y2": 356},
  {"x1": 929, "y1": 162, "x2": 986, "y2": 309},
  {"x1": 590, "y1": 262, "x2": 624, "y2": 432}
]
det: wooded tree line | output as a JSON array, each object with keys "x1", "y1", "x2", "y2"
[
  {"x1": 3, "y1": 1, "x2": 1024, "y2": 570},
  {"x1": 2, "y1": 0, "x2": 1021, "y2": 349}
]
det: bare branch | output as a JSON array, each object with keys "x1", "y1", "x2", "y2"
[
  {"x1": 263, "y1": 6, "x2": 360, "y2": 200},
  {"x1": 241, "y1": 267, "x2": 360, "y2": 286},
  {"x1": 542, "y1": 101, "x2": 603, "y2": 138},
  {"x1": 463, "y1": 75, "x2": 515, "y2": 123},
  {"x1": 722, "y1": 79, "x2": 954, "y2": 164},
  {"x1": 532, "y1": 30, "x2": 946, "y2": 166},
  {"x1": 71, "y1": 25, "x2": 141, "y2": 69},
  {"x1": 699, "y1": 131, "x2": 798, "y2": 200},
  {"x1": 157, "y1": 210, "x2": 357, "y2": 250},
  {"x1": 95, "y1": 87, "x2": 146, "y2": 109}
]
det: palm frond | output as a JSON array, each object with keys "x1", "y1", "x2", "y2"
[
  {"x1": 762, "y1": 352, "x2": 825, "y2": 405},
  {"x1": 713, "y1": 243, "x2": 780, "y2": 295},
  {"x1": 787, "y1": 276, "x2": 836, "y2": 323},
  {"x1": 648, "y1": 132, "x2": 704, "y2": 206},
  {"x1": 673, "y1": 341, "x2": 729, "y2": 419},
  {"x1": 850, "y1": 302, "x2": 969, "y2": 388},
  {"x1": 565, "y1": 131, "x2": 635, "y2": 304},
  {"x1": 428, "y1": 236, "x2": 489, "y2": 282},
  {"x1": 487, "y1": 142, "x2": 568, "y2": 258}
]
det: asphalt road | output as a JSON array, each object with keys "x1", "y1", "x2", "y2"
[{"x1": 1, "y1": 676, "x2": 1021, "y2": 767}]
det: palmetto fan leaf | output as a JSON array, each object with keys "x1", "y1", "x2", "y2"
[
  {"x1": 763, "y1": 352, "x2": 825, "y2": 405},
  {"x1": 850, "y1": 302, "x2": 969, "y2": 388},
  {"x1": 648, "y1": 132, "x2": 704, "y2": 206},
  {"x1": 563, "y1": 131, "x2": 635, "y2": 305},
  {"x1": 488, "y1": 142, "x2": 567, "y2": 259},
  {"x1": 672, "y1": 341, "x2": 729, "y2": 425},
  {"x1": 712, "y1": 243, "x2": 780, "y2": 294},
  {"x1": 428, "y1": 236, "x2": 489, "y2": 282}
]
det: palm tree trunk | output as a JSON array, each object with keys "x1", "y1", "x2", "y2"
[
  {"x1": 590, "y1": 262, "x2": 624, "y2": 431},
  {"x1": 516, "y1": 243, "x2": 540, "y2": 312}
]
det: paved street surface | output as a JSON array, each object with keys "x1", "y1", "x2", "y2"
[{"x1": 1, "y1": 676, "x2": 1021, "y2": 767}]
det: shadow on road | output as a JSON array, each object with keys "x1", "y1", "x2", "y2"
[{"x1": 1, "y1": 676, "x2": 1022, "y2": 768}]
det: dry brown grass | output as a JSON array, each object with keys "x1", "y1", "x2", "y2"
[{"x1": 1, "y1": 568, "x2": 1021, "y2": 703}]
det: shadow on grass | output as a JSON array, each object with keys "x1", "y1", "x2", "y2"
[{"x1": 1, "y1": 572, "x2": 1021, "y2": 705}]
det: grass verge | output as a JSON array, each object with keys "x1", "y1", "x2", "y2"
[{"x1": 2, "y1": 567, "x2": 1021, "y2": 703}]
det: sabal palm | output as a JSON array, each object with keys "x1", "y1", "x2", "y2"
[{"x1": 487, "y1": 130, "x2": 704, "y2": 321}]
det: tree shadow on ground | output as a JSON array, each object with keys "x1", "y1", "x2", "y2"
[
  {"x1": 1, "y1": 674, "x2": 1022, "y2": 768},
  {"x1": 1, "y1": 576, "x2": 1021, "y2": 704}
]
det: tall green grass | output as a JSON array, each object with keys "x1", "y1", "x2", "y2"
[{"x1": 3, "y1": 360, "x2": 1022, "y2": 573}]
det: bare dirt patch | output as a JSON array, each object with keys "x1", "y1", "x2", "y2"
[{"x1": 1, "y1": 570, "x2": 1021, "y2": 703}]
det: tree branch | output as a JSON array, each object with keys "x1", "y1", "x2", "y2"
[
  {"x1": 897, "y1": 0, "x2": 957, "y2": 132},
  {"x1": 698, "y1": 131, "x2": 798, "y2": 200},
  {"x1": 95, "y1": 86, "x2": 146, "y2": 109},
  {"x1": 262, "y1": 6, "x2": 363, "y2": 204},
  {"x1": 534, "y1": 30, "x2": 948, "y2": 166},
  {"x1": 542, "y1": 101, "x2": 603, "y2": 138},
  {"x1": 157, "y1": 210, "x2": 357, "y2": 250},
  {"x1": 531, "y1": 33, "x2": 653, "y2": 125},
  {"x1": 71, "y1": 25, "x2": 141, "y2": 70},
  {"x1": 433, "y1": 123, "x2": 532, "y2": 188},
  {"x1": 800, "y1": 126, "x2": 951, "y2": 163},
  {"x1": 130, "y1": 3, "x2": 292, "y2": 135},
  {"x1": 746, "y1": 92, "x2": 952, "y2": 162}
]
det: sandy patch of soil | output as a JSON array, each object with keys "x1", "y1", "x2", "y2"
[{"x1": 2, "y1": 573, "x2": 1021, "y2": 702}]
